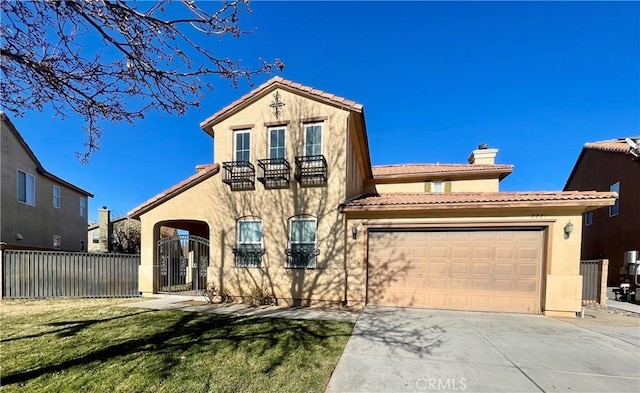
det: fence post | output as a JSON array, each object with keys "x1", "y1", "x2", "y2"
[
  {"x1": 0, "y1": 242, "x2": 5, "y2": 299},
  {"x1": 599, "y1": 259, "x2": 608, "y2": 307}
]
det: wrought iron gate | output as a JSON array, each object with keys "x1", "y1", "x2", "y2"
[{"x1": 157, "y1": 235, "x2": 209, "y2": 295}]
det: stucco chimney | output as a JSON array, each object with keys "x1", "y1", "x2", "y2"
[
  {"x1": 468, "y1": 144, "x2": 498, "y2": 165},
  {"x1": 98, "y1": 206, "x2": 112, "y2": 252}
]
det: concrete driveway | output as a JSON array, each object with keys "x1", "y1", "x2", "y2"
[{"x1": 326, "y1": 307, "x2": 640, "y2": 393}]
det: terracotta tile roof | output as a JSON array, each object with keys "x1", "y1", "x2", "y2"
[
  {"x1": 128, "y1": 164, "x2": 219, "y2": 218},
  {"x1": 372, "y1": 163, "x2": 514, "y2": 179},
  {"x1": 584, "y1": 137, "x2": 639, "y2": 154},
  {"x1": 200, "y1": 76, "x2": 363, "y2": 131},
  {"x1": 342, "y1": 191, "x2": 617, "y2": 211}
]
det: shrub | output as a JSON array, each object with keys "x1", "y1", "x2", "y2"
[
  {"x1": 247, "y1": 285, "x2": 276, "y2": 307},
  {"x1": 202, "y1": 284, "x2": 234, "y2": 304}
]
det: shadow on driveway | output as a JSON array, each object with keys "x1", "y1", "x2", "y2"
[{"x1": 326, "y1": 307, "x2": 640, "y2": 393}]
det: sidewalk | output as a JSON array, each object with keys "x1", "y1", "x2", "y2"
[
  {"x1": 606, "y1": 286, "x2": 640, "y2": 314},
  {"x1": 607, "y1": 299, "x2": 640, "y2": 314},
  {"x1": 122, "y1": 294, "x2": 360, "y2": 323}
]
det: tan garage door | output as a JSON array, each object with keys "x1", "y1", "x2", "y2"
[{"x1": 367, "y1": 229, "x2": 543, "y2": 313}]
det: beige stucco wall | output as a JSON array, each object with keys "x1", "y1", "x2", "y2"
[
  {"x1": 139, "y1": 89, "x2": 356, "y2": 305},
  {"x1": 374, "y1": 182, "x2": 425, "y2": 193},
  {"x1": 451, "y1": 178, "x2": 499, "y2": 192},
  {"x1": 1, "y1": 120, "x2": 89, "y2": 251},
  {"x1": 373, "y1": 178, "x2": 500, "y2": 193},
  {"x1": 345, "y1": 208, "x2": 585, "y2": 314},
  {"x1": 345, "y1": 114, "x2": 365, "y2": 199}
]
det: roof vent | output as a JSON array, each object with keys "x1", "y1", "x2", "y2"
[{"x1": 478, "y1": 143, "x2": 488, "y2": 150}]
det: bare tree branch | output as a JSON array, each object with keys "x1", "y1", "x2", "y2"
[{"x1": 0, "y1": 0, "x2": 284, "y2": 162}]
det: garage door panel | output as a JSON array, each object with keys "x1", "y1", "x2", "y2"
[
  {"x1": 430, "y1": 247, "x2": 448, "y2": 258},
  {"x1": 368, "y1": 229, "x2": 543, "y2": 314},
  {"x1": 495, "y1": 247, "x2": 515, "y2": 259},
  {"x1": 472, "y1": 263, "x2": 491, "y2": 274},
  {"x1": 473, "y1": 247, "x2": 492, "y2": 259}
]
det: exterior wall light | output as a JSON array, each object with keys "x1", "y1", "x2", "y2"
[
  {"x1": 564, "y1": 221, "x2": 574, "y2": 239},
  {"x1": 352, "y1": 224, "x2": 358, "y2": 240}
]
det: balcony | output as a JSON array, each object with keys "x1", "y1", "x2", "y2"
[
  {"x1": 232, "y1": 246, "x2": 265, "y2": 268},
  {"x1": 285, "y1": 246, "x2": 320, "y2": 269},
  {"x1": 222, "y1": 161, "x2": 255, "y2": 191},
  {"x1": 294, "y1": 155, "x2": 328, "y2": 187},
  {"x1": 257, "y1": 158, "x2": 291, "y2": 189}
]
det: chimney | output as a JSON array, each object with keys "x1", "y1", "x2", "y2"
[
  {"x1": 98, "y1": 206, "x2": 111, "y2": 252},
  {"x1": 468, "y1": 144, "x2": 498, "y2": 165}
]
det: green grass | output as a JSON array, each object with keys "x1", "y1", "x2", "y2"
[{"x1": 0, "y1": 299, "x2": 353, "y2": 393}]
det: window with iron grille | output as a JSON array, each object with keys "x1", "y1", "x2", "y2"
[
  {"x1": 286, "y1": 217, "x2": 319, "y2": 268},
  {"x1": 234, "y1": 218, "x2": 264, "y2": 268}
]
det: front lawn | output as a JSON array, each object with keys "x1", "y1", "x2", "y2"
[{"x1": 0, "y1": 299, "x2": 353, "y2": 392}]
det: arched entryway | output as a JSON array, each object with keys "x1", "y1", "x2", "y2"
[{"x1": 154, "y1": 220, "x2": 210, "y2": 295}]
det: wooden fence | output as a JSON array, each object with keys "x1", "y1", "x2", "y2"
[
  {"x1": 580, "y1": 259, "x2": 608, "y2": 306},
  {"x1": 1, "y1": 249, "x2": 140, "y2": 299}
]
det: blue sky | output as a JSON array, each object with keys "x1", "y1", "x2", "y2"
[{"x1": 4, "y1": 1, "x2": 639, "y2": 223}]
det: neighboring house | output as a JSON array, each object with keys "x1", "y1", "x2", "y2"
[
  {"x1": 1, "y1": 112, "x2": 93, "y2": 251},
  {"x1": 88, "y1": 206, "x2": 176, "y2": 253},
  {"x1": 129, "y1": 77, "x2": 616, "y2": 317},
  {"x1": 564, "y1": 138, "x2": 640, "y2": 286}
]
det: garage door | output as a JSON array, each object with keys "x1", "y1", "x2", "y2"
[{"x1": 367, "y1": 229, "x2": 543, "y2": 313}]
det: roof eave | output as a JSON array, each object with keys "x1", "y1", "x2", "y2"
[
  {"x1": 199, "y1": 79, "x2": 363, "y2": 135},
  {"x1": 342, "y1": 198, "x2": 616, "y2": 213},
  {"x1": 129, "y1": 164, "x2": 220, "y2": 219},
  {"x1": 1, "y1": 112, "x2": 93, "y2": 197},
  {"x1": 370, "y1": 168, "x2": 514, "y2": 183}
]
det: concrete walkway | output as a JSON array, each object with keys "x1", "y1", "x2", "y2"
[
  {"x1": 326, "y1": 307, "x2": 640, "y2": 393},
  {"x1": 122, "y1": 294, "x2": 359, "y2": 323},
  {"x1": 607, "y1": 298, "x2": 640, "y2": 314}
]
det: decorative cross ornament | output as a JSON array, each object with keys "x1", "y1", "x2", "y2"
[{"x1": 269, "y1": 91, "x2": 285, "y2": 119}]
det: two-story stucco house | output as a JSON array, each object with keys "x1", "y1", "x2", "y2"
[
  {"x1": 564, "y1": 138, "x2": 640, "y2": 286},
  {"x1": 1, "y1": 112, "x2": 93, "y2": 251},
  {"x1": 130, "y1": 77, "x2": 616, "y2": 317}
]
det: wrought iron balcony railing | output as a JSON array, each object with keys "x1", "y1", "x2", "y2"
[
  {"x1": 294, "y1": 155, "x2": 328, "y2": 186},
  {"x1": 232, "y1": 246, "x2": 265, "y2": 268},
  {"x1": 222, "y1": 161, "x2": 255, "y2": 191},
  {"x1": 285, "y1": 246, "x2": 320, "y2": 269},
  {"x1": 257, "y1": 158, "x2": 291, "y2": 189}
]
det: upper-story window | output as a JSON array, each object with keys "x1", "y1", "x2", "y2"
[
  {"x1": 80, "y1": 197, "x2": 86, "y2": 217},
  {"x1": 269, "y1": 127, "x2": 286, "y2": 159},
  {"x1": 92, "y1": 230, "x2": 99, "y2": 243},
  {"x1": 304, "y1": 123, "x2": 323, "y2": 156},
  {"x1": 53, "y1": 185, "x2": 61, "y2": 208},
  {"x1": 234, "y1": 129, "x2": 251, "y2": 161},
  {"x1": 609, "y1": 181, "x2": 620, "y2": 217},
  {"x1": 17, "y1": 170, "x2": 36, "y2": 206},
  {"x1": 432, "y1": 181, "x2": 444, "y2": 193}
]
